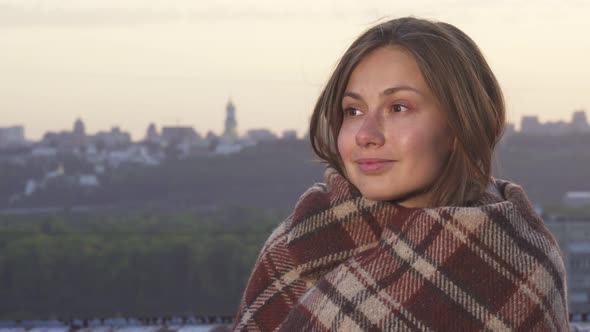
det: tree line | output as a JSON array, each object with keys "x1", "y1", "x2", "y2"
[{"x1": 0, "y1": 207, "x2": 285, "y2": 319}]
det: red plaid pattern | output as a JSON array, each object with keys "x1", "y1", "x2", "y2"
[{"x1": 232, "y1": 169, "x2": 569, "y2": 331}]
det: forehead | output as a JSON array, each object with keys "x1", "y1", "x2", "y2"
[{"x1": 345, "y1": 46, "x2": 427, "y2": 93}]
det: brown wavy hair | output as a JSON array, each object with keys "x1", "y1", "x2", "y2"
[{"x1": 309, "y1": 17, "x2": 505, "y2": 206}]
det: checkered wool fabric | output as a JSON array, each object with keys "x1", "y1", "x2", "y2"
[{"x1": 232, "y1": 169, "x2": 569, "y2": 331}]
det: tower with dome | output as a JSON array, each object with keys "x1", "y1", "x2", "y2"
[{"x1": 223, "y1": 99, "x2": 238, "y2": 140}]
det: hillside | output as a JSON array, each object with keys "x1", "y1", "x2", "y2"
[{"x1": 1, "y1": 133, "x2": 589, "y2": 209}]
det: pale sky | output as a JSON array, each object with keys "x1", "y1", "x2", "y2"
[{"x1": 1, "y1": 0, "x2": 589, "y2": 140}]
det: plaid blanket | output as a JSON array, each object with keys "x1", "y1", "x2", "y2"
[{"x1": 232, "y1": 169, "x2": 569, "y2": 331}]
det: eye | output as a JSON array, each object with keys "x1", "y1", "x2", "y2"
[
  {"x1": 343, "y1": 107, "x2": 363, "y2": 117},
  {"x1": 391, "y1": 104, "x2": 409, "y2": 113}
]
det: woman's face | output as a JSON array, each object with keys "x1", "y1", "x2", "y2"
[{"x1": 337, "y1": 45, "x2": 453, "y2": 207}]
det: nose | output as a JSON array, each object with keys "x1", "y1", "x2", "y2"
[{"x1": 355, "y1": 113, "x2": 385, "y2": 148}]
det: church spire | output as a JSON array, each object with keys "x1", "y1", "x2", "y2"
[{"x1": 223, "y1": 98, "x2": 238, "y2": 139}]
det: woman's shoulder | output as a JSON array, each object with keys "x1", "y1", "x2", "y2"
[
  {"x1": 256, "y1": 181, "x2": 330, "y2": 258},
  {"x1": 477, "y1": 178, "x2": 558, "y2": 244},
  {"x1": 487, "y1": 179, "x2": 549, "y2": 232},
  {"x1": 477, "y1": 179, "x2": 567, "y2": 287}
]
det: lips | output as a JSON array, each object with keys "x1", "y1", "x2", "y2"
[{"x1": 355, "y1": 158, "x2": 395, "y2": 173}]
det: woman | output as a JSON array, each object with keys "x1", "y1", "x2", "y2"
[{"x1": 232, "y1": 17, "x2": 569, "y2": 331}]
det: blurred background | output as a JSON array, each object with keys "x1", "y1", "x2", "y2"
[{"x1": 1, "y1": 0, "x2": 590, "y2": 330}]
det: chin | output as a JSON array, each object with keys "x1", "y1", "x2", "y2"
[
  {"x1": 358, "y1": 189, "x2": 400, "y2": 202},
  {"x1": 358, "y1": 185, "x2": 428, "y2": 207}
]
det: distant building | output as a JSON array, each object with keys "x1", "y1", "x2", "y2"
[
  {"x1": 544, "y1": 120, "x2": 569, "y2": 135},
  {"x1": 572, "y1": 110, "x2": 589, "y2": 133},
  {"x1": 519, "y1": 110, "x2": 589, "y2": 135},
  {"x1": 223, "y1": 99, "x2": 238, "y2": 140},
  {"x1": 41, "y1": 119, "x2": 89, "y2": 150},
  {"x1": 31, "y1": 146, "x2": 57, "y2": 158},
  {"x1": 205, "y1": 131, "x2": 220, "y2": 152},
  {"x1": 85, "y1": 143, "x2": 98, "y2": 155},
  {"x1": 79, "y1": 174, "x2": 99, "y2": 187},
  {"x1": 0, "y1": 146, "x2": 29, "y2": 164},
  {"x1": 72, "y1": 118, "x2": 87, "y2": 146},
  {"x1": 246, "y1": 129, "x2": 277, "y2": 143},
  {"x1": 205, "y1": 131, "x2": 218, "y2": 141},
  {"x1": 282, "y1": 130, "x2": 298, "y2": 140},
  {"x1": 73, "y1": 118, "x2": 86, "y2": 137},
  {"x1": 546, "y1": 218, "x2": 590, "y2": 314},
  {"x1": 24, "y1": 179, "x2": 37, "y2": 196},
  {"x1": 161, "y1": 126, "x2": 200, "y2": 145},
  {"x1": 145, "y1": 123, "x2": 162, "y2": 144},
  {"x1": 95, "y1": 164, "x2": 105, "y2": 174},
  {"x1": 563, "y1": 192, "x2": 590, "y2": 207},
  {"x1": 520, "y1": 116, "x2": 543, "y2": 134},
  {"x1": 107, "y1": 145, "x2": 160, "y2": 168},
  {"x1": 504, "y1": 123, "x2": 516, "y2": 135},
  {"x1": 0, "y1": 126, "x2": 26, "y2": 148},
  {"x1": 44, "y1": 164, "x2": 65, "y2": 180},
  {"x1": 215, "y1": 143, "x2": 243, "y2": 155},
  {"x1": 93, "y1": 127, "x2": 131, "y2": 148},
  {"x1": 498, "y1": 123, "x2": 516, "y2": 145}
]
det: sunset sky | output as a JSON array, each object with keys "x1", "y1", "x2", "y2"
[{"x1": 1, "y1": 0, "x2": 589, "y2": 140}]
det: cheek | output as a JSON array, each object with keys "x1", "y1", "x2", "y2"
[
  {"x1": 337, "y1": 125, "x2": 354, "y2": 160},
  {"x1": 397, "y1": 125, "x2": 452, "y2": 167}
]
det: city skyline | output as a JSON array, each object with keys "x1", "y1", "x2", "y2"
[
  {"x1": 2, "y1": 107, "x2": 588, "y2": 146},
  {"x1": 3, "y1": 101, "x2": 588, "y2": 141},
  {"x1": 1, "y1": 0, "x2": 589, "y2": 140}
]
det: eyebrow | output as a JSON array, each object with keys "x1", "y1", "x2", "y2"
[{"x1": 343, "y1": 85, "x2": 423, "y2": 100}]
